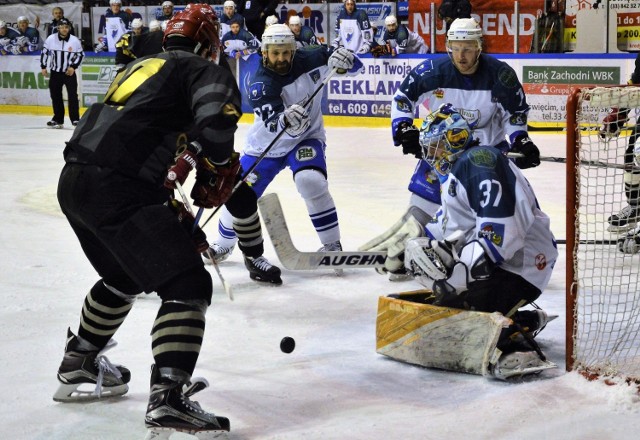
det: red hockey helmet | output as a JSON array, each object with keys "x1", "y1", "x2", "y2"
[{"x1": 163, "y1": 3, "x2": 220, "y2": 55}]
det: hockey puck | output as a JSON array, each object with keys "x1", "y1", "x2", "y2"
[{"x1": 280, "y1": 336, "x2": 295, "y2": 353}]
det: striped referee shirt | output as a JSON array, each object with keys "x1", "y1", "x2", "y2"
[{"x1": 40, "y1": 32, "x2": 84, "y2": 73}]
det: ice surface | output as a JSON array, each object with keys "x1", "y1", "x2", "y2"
[{"x1": 0, "y1": 115, "x2": 638, "y2": 440}]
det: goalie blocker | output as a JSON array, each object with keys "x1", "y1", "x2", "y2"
[{"x1": 376, "y1": 291, "x2": 557, "y2": 380}]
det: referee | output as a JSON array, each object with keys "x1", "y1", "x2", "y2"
[{"x1": 40, "y1": 18, "x2": 84, "y2": 129}]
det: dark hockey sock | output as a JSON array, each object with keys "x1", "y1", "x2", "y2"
[
  {"x1": 234, "y1": 211, "x2": 264, "y2": 258},
  {"x1": 151, "y1": 301, "x2": 205, "y2": 376},
  {"x1": 77, "y1": 280, "x2": 135, "y2": 350}
]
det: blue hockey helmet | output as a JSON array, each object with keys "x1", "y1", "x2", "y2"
[{"x1": 419, "y1": 104, "x2": 475, "y2": 176}]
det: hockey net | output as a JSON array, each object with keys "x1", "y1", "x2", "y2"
[{"x1": 566, "y1": 85, "x2": 640, "y2": 383}]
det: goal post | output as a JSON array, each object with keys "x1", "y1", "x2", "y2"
[{"x1": 566, "y1": 85, "x2": 640, "y2": 382}]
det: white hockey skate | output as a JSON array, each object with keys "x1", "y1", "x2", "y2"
[
  {"x1": 53, "y1": 328, "x2": 130, "y2": 402},
  {"x1": 203, "y1": 243, "x2": 236, "y2": 264},
  {"x1": 319, "y1": 240, "x2": 344, "y2": 276}
]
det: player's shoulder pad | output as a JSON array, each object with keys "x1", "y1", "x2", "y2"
[{"x1": 480, "y1": 54, "x2": 520, "y2": 89}]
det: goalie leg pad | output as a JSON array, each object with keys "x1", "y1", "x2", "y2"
[
  {"x1": 376, "y1": 293, "x2": 511, "y2": 376},
  {"x1": 360, "y1": 206, "x2": 431, "y2": 274}
]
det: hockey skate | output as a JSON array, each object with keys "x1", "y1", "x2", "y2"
[
  {"x1": 244, "y1": 255, "x2": 282, "y2": 285},
  {"x1": 53, "y1": 328, "x2": 130, "y2": 402},
  {"x1": 499, "y1": 309, "x2": 557, "y2": 349},
  {"x1": 491, "y1": 350, "x2": 557, "y2": 380},
  {"x1": 608, "y1": 205, "x2": 639, "y2": 232},
  {"x1": 203, "y1": 243, "x2": 236, "y2": 264},
  {"x1": 145, "y1": 366, "x2": 230, "y2": 439},
  {"x1": 319, "y1": 240, "x2": 344, "y2": 276}
]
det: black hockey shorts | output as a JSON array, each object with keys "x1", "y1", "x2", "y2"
[{"x1": 57, "y1": 164, "x2": 212, "y2": 303}]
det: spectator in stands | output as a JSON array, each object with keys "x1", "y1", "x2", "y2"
[
  {"x1": 438, "y1": 0, "x2": 472, "y2": 31},
  {"x1": 240, "y1": 0, "x2": 279, "y2": 42},
  {"x1": 12, "y1": 16, "x2": 42, "y2": 54},
  {"x1": 287, "y1": 15, "x2": 318, "y2": 48},
  {"x1": 220, "y1": 1, "x2": 246, "y2": 36},
  {"x1": 372, "y1": 14, "x2": 427, "y2": 56},
  {"x1": 96, "y1": 0, "x2": 133, "y2": 52},
  {"x1": 221, "y1": 19, "x2": 261, "y2": 61},
  {"x1": 156, "y1": 1, "x2": 175, "y2": 23},
  {"x1": 0, "y1": 20, "x2": 19, "y2": 55},
  {"x1": 332, "y1": 0, "x2": 373, "y2": 54},
  {"x1": 47, "y1": 6, "x2": 75, "y2": 37},
  {"x1": 115, "y1": 18, "x2": 147, "y2": 71}
]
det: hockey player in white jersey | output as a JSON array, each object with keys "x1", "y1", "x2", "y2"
[
  {"x1": 373, "y1": 15, "x2": 427, "y2": 56},
  {"x1": 403, "y1": 104, "x2": 558, "y2": 378},
  {"x1": 361, "y1": 18, "x2": 541, "y2": 279},
  {"x1": 332, "y1": 0, "x2": 373, "y2": 54},
  {"x1": 205, "y1": 24, "x2": 360, "y2": 275}
]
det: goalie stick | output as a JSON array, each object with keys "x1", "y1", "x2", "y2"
[
  {"x1": 175, "y1": 182, "x2": 234, "y2": 301},
  {"x1": 258, "y1": 193, "x2": 387, "y2": 270}
]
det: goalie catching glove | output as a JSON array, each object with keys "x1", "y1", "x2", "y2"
[
  {"x1": 279, "y1": 104, "x2": 310, "y2": 137},
  {"x1": 599, "y1": 107, "x2": 629, "y2": 140},
  {"x1": 405, "y1": 237, "x2": 494, "y2": 304},
  {"x1": 328, "y1": 47, "x2": 355, "y2": 74},
  {"x1": 191, "y1": 152, "x2": 241, "y2": 209}
]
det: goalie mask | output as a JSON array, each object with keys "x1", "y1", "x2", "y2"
[
  {"x1": 419, "y1": 104, "x2": 475, "y2": 177},
  {"x1": 262, "y1": 24, "x2": 296, "y2": 75}
]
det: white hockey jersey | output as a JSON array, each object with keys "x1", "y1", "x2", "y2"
[
  {"x1": 244, "y1": 48, "x2": 331, "y2": 157},
  {"x1": 333, "y1": 8, "x2": 373, "y2": 54},
  {"x1": 425, "y1": 146, "x2": 557, "y2": 291}
]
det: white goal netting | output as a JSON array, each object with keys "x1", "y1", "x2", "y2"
[{"x1": 567, "y1": 86, "x2": 640, "y2": 381}]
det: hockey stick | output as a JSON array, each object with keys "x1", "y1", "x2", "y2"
[
  {"x1": 201, "y1": 67, "x2": 339, "y2": 229},
  {"x1": 175, "y1": 182, "x2": 234, "y2": 301},
  {"x1": 258, "y1": 193, "x2": 387, "y2": 270},
  {"x1": 508, "y1": 153, "x2": 640, "y2": 171}
]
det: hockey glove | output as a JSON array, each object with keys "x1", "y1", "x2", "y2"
[
  {"x1": 511, "y1": 134, "x2": 540, "y2": 169},
  {"x1": 405, "y1": 238, "x2": 494, "y2": 305},
  {"x1": 599, "y1": 107, "x2": 629, "y2": 140},
  {"x1": 164, "y1": 141, "x2": 202, "y2": 189},
  {"x1": 191, "y1": 152, "x2": 241, "y2": 209},
  {"x1": 168, "y1": 199, "x2": 209, "y2": 253},
  {"x1": 396, "y1": 122, "x2": 422, "y2": 158},
  {"x1": 11, "y1": 45, "x2": 22, "y2": 55},
  {"x1": 279, "y1": 104, "x2": 311, "y2": 137},
  {"x1": 618, "y1": 225, "x2": 640, "y2": 254},
  {"x1": 371, "y1": 42, "x2": 395, "y2": 58},
  {"x1": 94, "y1": 41, "x2": 107, "y2": 52},
  {"x1": 356, "y1": 42, "x2": 371, "y2": 55},
  {"x1": 328, "y1": 47, "x2": 355, "y2": 74}
]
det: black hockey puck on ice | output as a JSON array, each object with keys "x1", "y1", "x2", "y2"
[{"x1": 280, "y1": 336, "x2": 295, "y2": 353}]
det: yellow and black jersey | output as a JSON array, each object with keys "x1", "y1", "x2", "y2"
[{"x1": 64, "y1": 50, "x2": 242, "y2": 186}]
